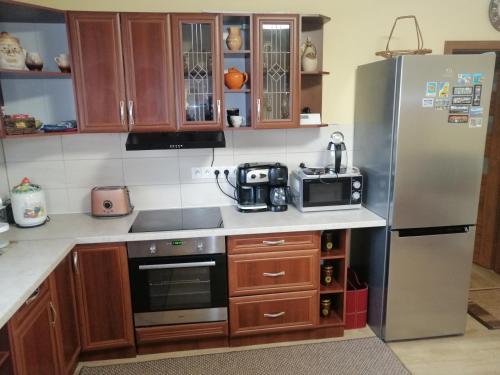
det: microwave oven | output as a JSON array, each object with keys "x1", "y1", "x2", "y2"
[{"x1": 290, "y1": 167, "x2": 363, "y2": 212}]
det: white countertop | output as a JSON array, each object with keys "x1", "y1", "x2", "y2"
[{"x1": 0, "y1": 205, "x2": 385, "y2": 329}]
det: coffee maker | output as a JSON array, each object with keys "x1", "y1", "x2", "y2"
[{"x1": 236, "y1": 163, "x2": 289, "y2": 212}]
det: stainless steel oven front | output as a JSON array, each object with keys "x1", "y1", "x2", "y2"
[{"x1": 127, "y1": 237, "x2": 227, "y2": 327}]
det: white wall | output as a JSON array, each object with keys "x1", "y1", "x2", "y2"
[
  {"x1": 1, "y1": 125, "x2": 352, "y2": 213},
  {"x1": 0, "y1": 142, "x2": 9, "y2": 201}
]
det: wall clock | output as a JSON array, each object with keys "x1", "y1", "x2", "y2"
[{"x1": 490, "y1": 0, "x2": 500, "y2": 31}]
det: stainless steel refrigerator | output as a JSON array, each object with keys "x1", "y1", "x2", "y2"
[{"x1": 352, "y1": 54, "x2": 496, "y2": 341}]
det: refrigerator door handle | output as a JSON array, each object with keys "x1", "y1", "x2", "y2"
[{"x1": 397, "y1": 225, "x2": 470, "y2": 237}]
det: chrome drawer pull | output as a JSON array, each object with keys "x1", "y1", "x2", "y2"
[
  {"x1": 263, "y1": 271, "x2": 286, "y2": 277},
  {"x1": 25, "y1": 287, "x2": 40, "y2": 305},
  {"x1": 139, "y1": 261, "x2": 215, "y2": 270},
  {"x1": 262, "y1": 240, "x2": 286, "y2": 246},
  {"x1": 264, "y1": 311, "x2": 285, "y2": 318}
]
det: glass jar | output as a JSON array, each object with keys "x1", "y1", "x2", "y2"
[{"x1": 321, "y1": 264, "x2": 334, "y2": 286}]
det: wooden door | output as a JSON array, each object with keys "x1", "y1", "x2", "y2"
[
  {"x1": 254, "y1": 15, "x2": 300, "y2": 129},
  {"x1": 121, "y1": 13, "x2": 176, "y2": 132},
  {"x1": 9, "y1": 290, "x2": 60, "y2": 375},
  {"x1": 49, "y1": 254, "x2": 81, "y2": 375},
  {"x1": 73, "y1": 243, "x2": 134, "y2": 352},
  {"x1": 445, "y1": 42, "x2": 500, "y2": 273},
  {"x1": 171, "y1": 14, "x2": 223, "y2": 131},
  {"x1": 68, "y1": 12, "x2": 128, "y2": 133}
]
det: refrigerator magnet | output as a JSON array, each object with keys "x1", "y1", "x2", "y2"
[
  {"x1": 448, "y1": 115, "x2": 469, "y2": 124},
  {"x1": 449, "y1": 105, "x2": 470, "y2": 114},
  {"x1": 453, "y1": 87, "x2": 473, "y2": 96},
  {"x1": 472, "y1": 73, "x2": 485, "y2": 85},
  {"x1": 438, "y1": 82, "x2": 450, "y2": 98},
  {"x1": 422, "y1": 98, "x2": 434, "y2": 108},
  {"x1": 435, "y1": 98, "x2": 451, "y2": 110},
  {"x1": 472, "y1": 85, "x2": 482, "y2": 106},
  {"x1": 426, "y1": 82, "x2": 437, "y2": 97},
  {"x1": 452, "y1": 96, "x2": 472, "y2": 105},
  {"x1": 458, "y1": 73, "x2": 473, "y2": 85},
  {"x1": 470, "y1": 107, "x2": 484, "y2": 117},
  {"x1": 469, "y1": 118, "x2": 483, "y2": 128}
]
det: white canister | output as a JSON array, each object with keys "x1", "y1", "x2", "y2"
[{"x1": 11, "y1": 177, "x2": 48, "y2": 227}]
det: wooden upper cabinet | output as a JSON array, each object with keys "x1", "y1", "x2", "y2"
[
  {"x1": 171, "y1": 14, "x2": 223, "y2": 131},
  {"x1": 49, "y1": 254, "x2": 81, "y2": 375},
  {"x1": 68, "y1": 12, "x2": 128, "y2": 133},
  {"x1": 72, "y1": 243, "x2": 134, "y2": 352},
  {"x1": 254, "y1": 15, "x2": 300, "y2": 129},
  {"x1": 121, "y1": 13, "x2": 176, "y2": 132}
]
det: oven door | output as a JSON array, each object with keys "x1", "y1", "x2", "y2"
[
  {"x1": 302, "y1": 177, "x2": 351, "y2": 208},
  {"x1": 128, "y1": 253, "x2": 227, "y2": 326}
]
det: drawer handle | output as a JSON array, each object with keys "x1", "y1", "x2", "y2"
[
  {"x1": 262, "y1": 240, "x2": 286, "y2": 246},
  {"x1": 25, "y1": 287, "x2": 40, "y2": 305},
  {"x1": 49, "y1": 301, "x2": 57, "y2": 327},
  {"x1": 263, "y1": 271, "x2": 286, "y2": 277},
  {"x1": 264, "y1": 311, "x2": 286, "y2": 318}
]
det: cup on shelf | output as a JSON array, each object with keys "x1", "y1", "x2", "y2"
[
  {"x1": 54, "y1": 53, "x2": 70, "y2": 73},
  {"x1": 25, "y1": 52, "x2": 43, "y2": 71},
  {"x1": 226, "y1": 108, "x2": 239, "y2": 127},
  {"x1": 230, "y1": 115, "x2": 243, "y2": 127}
]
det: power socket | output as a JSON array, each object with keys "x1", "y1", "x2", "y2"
[{"x1": 191, "y1": 166, "x2": 237, "y2": 180}]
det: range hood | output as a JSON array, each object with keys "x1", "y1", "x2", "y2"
[{"x1": 125, "y1": 131, "x2": 225, "y2": 150}]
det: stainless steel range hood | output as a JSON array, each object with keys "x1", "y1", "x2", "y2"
[{"x1": 125, "y1": 131, "x2": 225, "y2": 150}]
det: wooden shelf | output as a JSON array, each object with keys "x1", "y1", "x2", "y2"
[
  {"x1": 319, "y1": 311, "x2": 343, "y2": 327},
  {"x1": 4, "y1": 130, "x2": 78, "y2": 138},
  {"x1": 0, "y1": 351, "x2": 10, "y2": 368},
  {"x1": 224, "y1": 88, "x2": 251, "y2": 93},
  {"x1": 320, "y1": 249, "x2": 346, "y2": 260},
  {"x1": 320, "y1": 282, "x2": 344, "y2": 294},
  {"x1": 224, "y1": 49, "x2": 251, "y2": 54},
  {"x1": 0, "y1": 1, "x2": 65, "y2": 23},
  {"x1": 225, "y1": 126, "x2": 253, "y2": 130},
  {"x1": 301, "y1": 71, "x2": 330, "y2": 76},
  {"x1": 298, "y1": 124, "x2": 328, "y2": 128},
  {"x1": 0, "y1": 69, "x2": 71, "y2": 79}
]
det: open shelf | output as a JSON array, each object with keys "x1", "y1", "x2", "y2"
[
  {"x1": 4, "y1": 129, "x2": 78, "y2": 138},
  {"x1": 225, "y1": 88, "x2": 251, "y2": 93},
  {"x1": 321, "y1": 249, "x2": 346, "y2": 259},
  {"x1": 319, "y1": 310, "x2": 343, "y2": 327},
  {"x1": 225, "y1": 125, "x2": 253, "y2": 130},
  {"x1": 298, "y1": 124, "x2": 328, "y2": 128},
  {"x1": 0, "y1": 69, "x2": 71, "y2": 79},
  {"x1": 301, "y1": 71, "x2": 330, "y2": 76},
  {"x1": 0, "y1": 1, "x2": 65, "y2": 23},
  {"x1": 224, "y1": 49, "x2": 251, "y2": 54},
  {"x1": 320, "y1": 281, "x2": 344, "y2": 294}
]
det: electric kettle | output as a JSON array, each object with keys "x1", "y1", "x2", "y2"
[{"x1": 326, "y1": 131, "x2": 348, "y2": 174}]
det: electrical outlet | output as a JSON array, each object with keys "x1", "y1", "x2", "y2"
[{"x1": 191, "y1": 166, "x2": 237, "y2": 180}]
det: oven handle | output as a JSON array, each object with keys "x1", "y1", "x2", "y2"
[{"x1": 138, "y1": 261, "x2": 216, "y2": 270}]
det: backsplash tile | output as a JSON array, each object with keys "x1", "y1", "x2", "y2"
[{"x1": 0, "y1": 125, "x2": 354, "y2": 213}]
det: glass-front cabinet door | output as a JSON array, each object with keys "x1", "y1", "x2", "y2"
[
  {"x1": 172, "y1": 14, "x2": 222, "y2": 130},
  {"x1": 254, "y1": 15, "x2": 299, "y2": 128}
]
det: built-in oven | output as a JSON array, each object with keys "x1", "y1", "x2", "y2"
[{"x1": 127, "y1": 236, "x2": 227, "y2": 327}]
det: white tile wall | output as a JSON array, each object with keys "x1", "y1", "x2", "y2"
[
  {"x1": 0, "y1": 142, "x2": 10, "y2": 200},
  {"x1": 0, "y1": 124, "x2": 354, "y2": 213}
]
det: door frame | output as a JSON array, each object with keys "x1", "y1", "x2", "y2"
[{"x1": 444, "y1": 41, "x2": 500, "y2": 273}]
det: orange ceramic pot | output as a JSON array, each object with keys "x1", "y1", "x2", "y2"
[{"x1": 224, "y1": 67, "x2": 248, "y2": 90}]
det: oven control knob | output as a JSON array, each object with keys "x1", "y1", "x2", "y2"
[
  {"x1": 149, "y1": 243, "x2": 157, "y2": 254},
  {"x1": 197, "y1": 242, "x2": 204, "y2": 251},
  {"x1": 353, "y1": 181, "x2": 361, "y2": 189},
  {"x1": 251, "y1": 174, "x2": 256, "y2": 179},
  {"x1": 352, "y1": 191, "x2": 361, "y2": 200}
]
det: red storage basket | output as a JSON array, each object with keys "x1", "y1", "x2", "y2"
[{"x1": 345, "y1": 268, "x2": 368, "y2": 329}]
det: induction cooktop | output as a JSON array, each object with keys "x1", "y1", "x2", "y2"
[{"x1": 129, "y1": 207, "x2": 223, "y2": 233}]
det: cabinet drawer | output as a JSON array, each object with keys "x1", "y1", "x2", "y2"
[
  {"x1": 229, "y1": 290, "x2": 318, "y2": 337},
  {"x1": 228, "y1": 250, "x2": 319, "y2": 296},
  {"x1": 10, "y1": 280, "x2": 50, "y2": 327},
  {"x1": 227, "y1": 231, "x2": 320, "y2": 255}
]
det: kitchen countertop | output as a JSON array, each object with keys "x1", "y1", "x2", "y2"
[{"x1": 0, "y1": 205, "x2": 385, "y2": 329}]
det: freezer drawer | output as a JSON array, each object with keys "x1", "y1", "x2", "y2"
[{"x1": 384, "y1": 226, "x2": 475, "y2": 341}]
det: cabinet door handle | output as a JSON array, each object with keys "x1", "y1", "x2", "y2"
[
  {"x1": 216, "y1": 99, "x2": 221, "y2": 123},
  {"x1": 128, "y1": 100, "x2": 134, "y2": 126},
  {"x1": 262, "y1": 240, "x2": 286, "y2": 246},
  {"x1": 49, "y1": 301, "x2": 57, "y2": 326},
  {"x1": 119, "y1": 100, "x2": 126, "y2": 125},
  {"x1": 257, "y1": 98, "x2": 261, "y2": 121},
  {"x1": 264, "y1": 311, "x2": 285, "y2": 318},
  {"x1": 25, "y1": 287, "x2": 40, "y2": 305},
  {"x1": 73, "y1": 251, "x2": 78, "y2": 274},
  {"x1": 263, "y1": 271, "x2": 286, "y2": 277}
]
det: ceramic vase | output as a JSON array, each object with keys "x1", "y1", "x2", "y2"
[{"x1": 226, "y1": 26, "x2": 242, "y2": 51}]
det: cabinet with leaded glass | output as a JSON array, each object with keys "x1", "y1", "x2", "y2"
[
  {"x1": 254, "y1": 15, "x2": 300, "y2": 129},
  {"x1": 172, "y1": 14, "x2": 223, "y2": 131}
]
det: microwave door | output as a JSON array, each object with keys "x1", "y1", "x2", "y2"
[{"x1": 303, "y1": 178, "x2": 351, "y2": 208}]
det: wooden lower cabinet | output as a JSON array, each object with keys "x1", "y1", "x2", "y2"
[
  {"x1": 229, "y1": 290, "x2": 318, "y2": 337},
  {"x1": 8, "y1": 287, "x2": 60, "y2": 375},
  {"x1": 72, "y1": 243, "x2": 134, "y2": 352}
]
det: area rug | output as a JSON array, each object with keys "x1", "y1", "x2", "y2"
[
  {"x1": 79, "y1": 337, "x2": 410, "y2": 375},
  {"x1": 468, "y1": 288, "x2": 500, "y2": 329}
]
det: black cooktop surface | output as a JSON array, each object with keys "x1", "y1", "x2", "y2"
[{"x1": 129, "y1": 207, "x2": 223, "y2": 233}]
